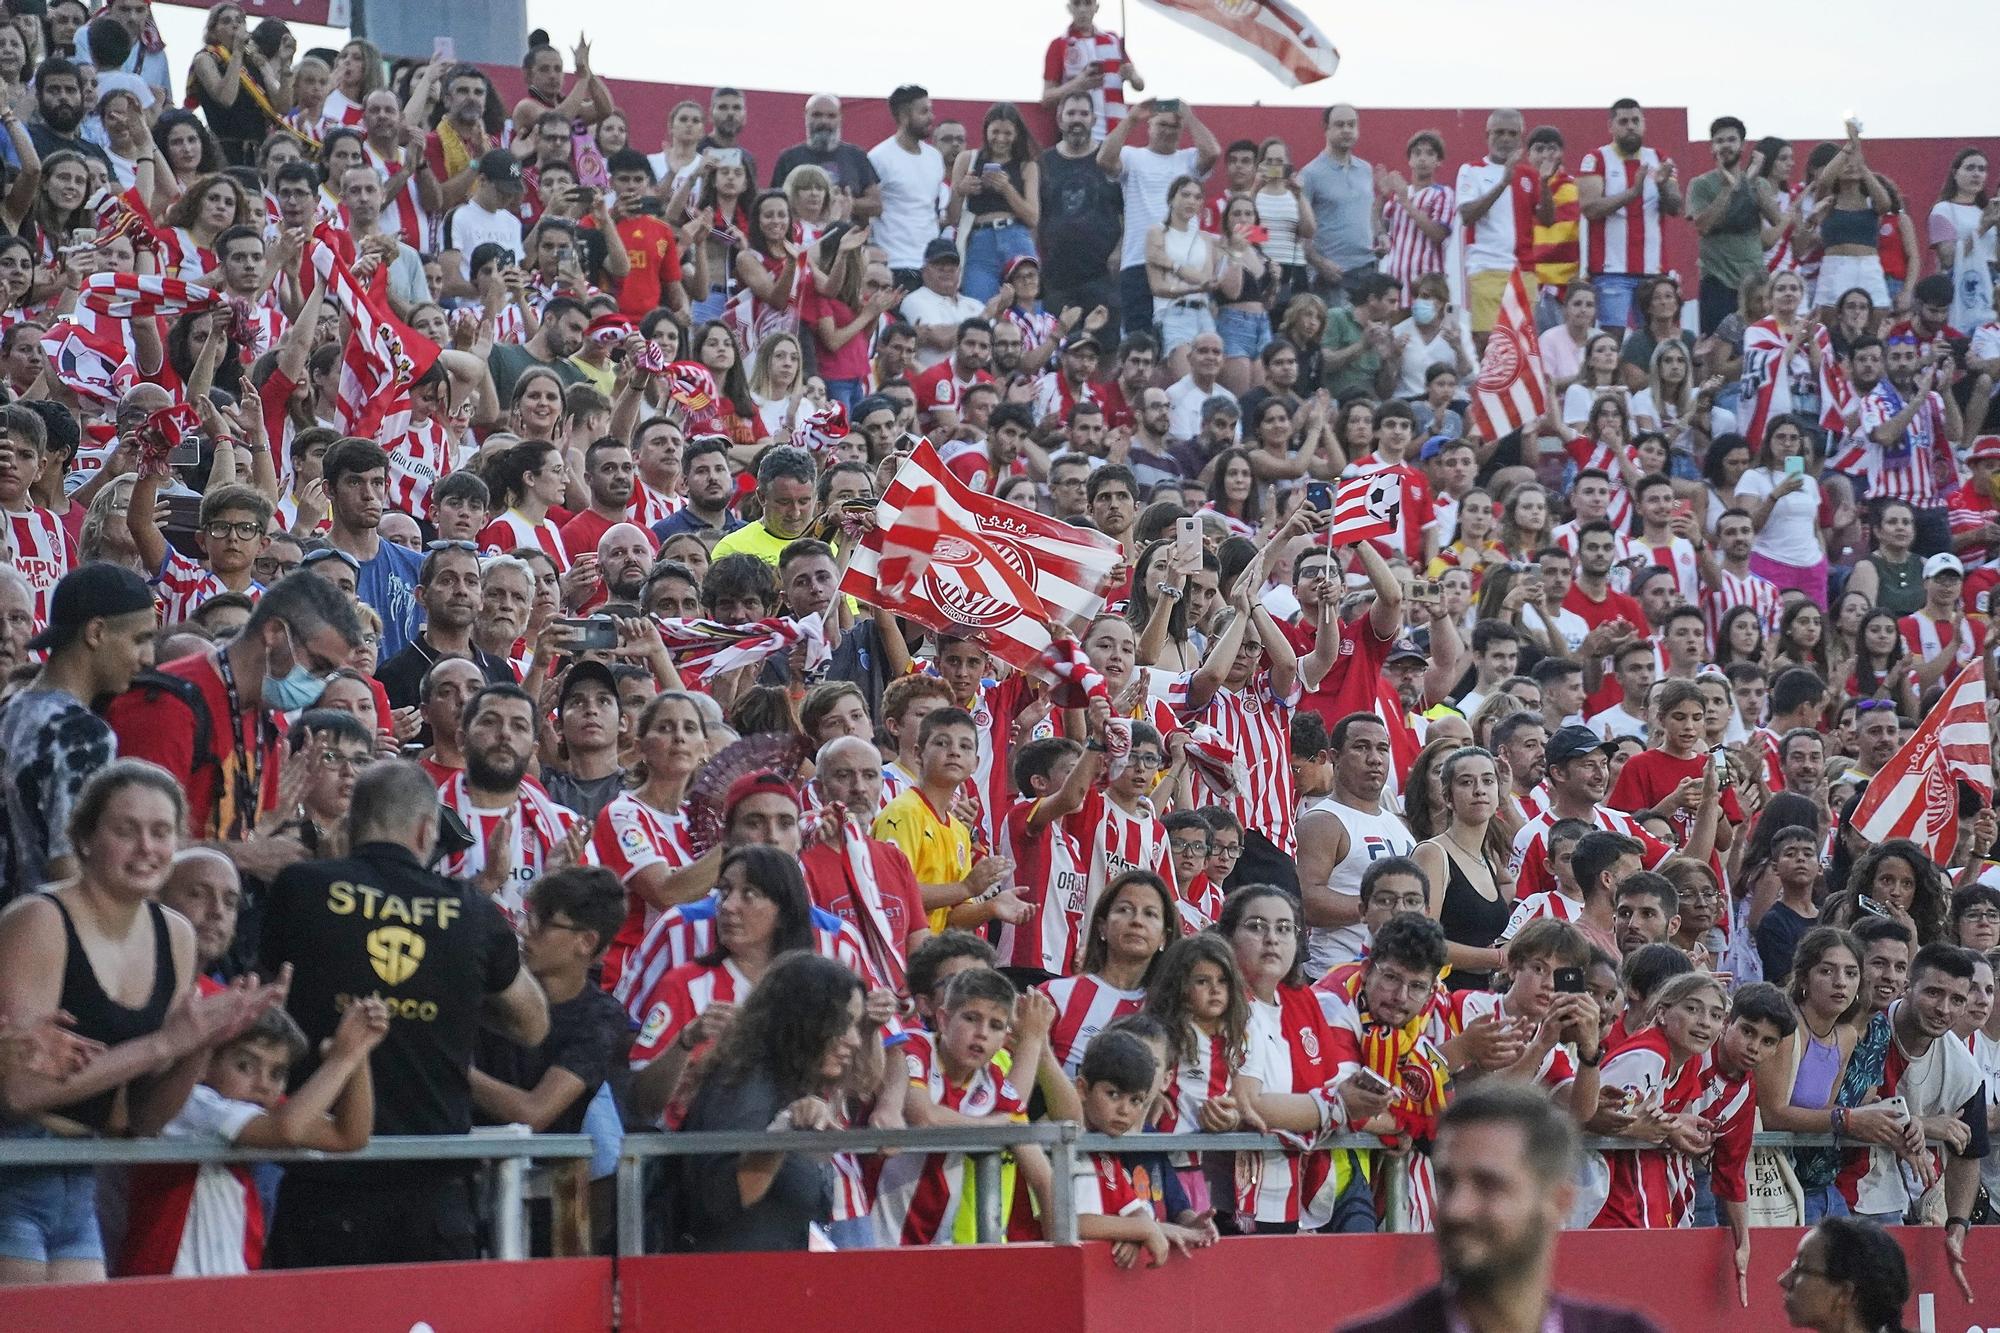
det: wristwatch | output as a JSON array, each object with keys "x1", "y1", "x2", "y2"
[
  {"x1": 1085, "y1": 740, "x2": 1106, "y2": 753},
  {"x1": 1577, "y1": 1048, "x2": 1601, "y2": 1068}
]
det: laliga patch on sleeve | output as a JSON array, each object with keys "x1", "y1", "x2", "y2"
[{"x1": 638, "y1": 1002, "x2": 671, "y2": 1048}]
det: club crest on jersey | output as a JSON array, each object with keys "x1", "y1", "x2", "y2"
[{"x1": 1297, "y1": 1026, "x2": 1320, "y2": 1060}]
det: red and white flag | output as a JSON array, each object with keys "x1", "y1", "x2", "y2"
[
  {"x1": 1850, "y1": 659, "x2": 1993, "y2": 862},
  {"x1": 1468, "y1": 270, "x2": 1549, "y2": 441},
  {"x1": 844, "y1": 441, "x2": 1123, "y2": 672},
  {"x1": 40, "y1": 320, "x2": 137, "y2": 404},
  {"x1": 1135, "y1": 0, "x2": 1338, "y2": 86},
  {"x1": 310, "y1": 241, "x2": 439, "y2": 440},
  {"x1": 1329, "y1": 472, "x2": 1400, "y2": 544},
  {"x1": 80, "y1": 272, "x2": 220, "y2": 321}
]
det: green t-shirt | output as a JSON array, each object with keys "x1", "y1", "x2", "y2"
[
  {"x1": 1321, "y1": 306, "x2": 1381, "y2": 400},
  {"x1": 1688, "y1": 170, "x2": 1765, "y2": 291}
]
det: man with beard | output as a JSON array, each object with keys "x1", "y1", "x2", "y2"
[
  {"x1": 322, "y1": 438, "x2": 425, "y2": 658},
  {"x1": 770, "y1": 94, "x2": 881, "y2": 216},
  {"x1": 1843, "y1": 696, "x2": 1904, "y2": 783},
  {"x1": 1492, "y1": 711, "x2": 1549, "y2": 822},
  {"x1": 803, "y1": 735, "x2": 932, "y2": 976},
  {"x1": 377, "y1": 545, "x2": 513, "y2": 709},
  {"x1": 713, "y1": 445, "x2": 819, "y2": 567},
  {"x1": 594, "y1": 524, "x2": 655, "y2": 608},
  {"x1": 433, "y1": 682, "x2": 591, "y2": 924},
  {"x1": 1296, "y1": 713, "x2": 1417, "y2": 977},
  {"x1": 651, "y1": 436, "x2": 743, "y2": 544},
  {"x1": 1120, "y1": 386, "x2": 1180, "y2": 491},
  {"x1": 1038, "y1": 90, "x2": 1124, "y2": 325},
  {"x1": 699, "y1": 87, "x2": 758, "y2": 190},
  {"x1": 540, "y1": 661, "x2": 625, "y2": 823},
  {"x1": 337, "y1": 164, "x2": 432, "y2": 317},
  {"x1": 1846, "y1": 337, "x2": 1963, "y2": 555},
  {"x1": 1337, "y1": 1084, "x2": 1665, "y2": 1333},
  {"x1": 487, "y1": 294, "x2": 588, "y2": 406},
  {"x1": 27, "y1": 57, "x2": 108, "y2": 169},
  {"x1": 561, "y1": 438, "x2": 643, "y2": 560},
  {"x1": 1687, "y1": 116, "x2": 1779, "y2": 333},
  {"x1": 426, "y1": 65, "x2": 500, "y2": 212},
  {"x1": 1509, "y1": 725, "x2": 1672, "y2": 902},
  {"x1": 868, "y1": 85, "x2": 944, "y2": 284},
  {"x1": 471, "y1": 555, "x2": 535, "y2": 675}
]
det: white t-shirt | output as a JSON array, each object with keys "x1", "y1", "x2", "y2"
[
  {"x1": 1523, "y1": 601, "x2": 1589, "y2": 654},
  {"x1": 1588, "y1": 702, "x2": 1648, "y2": 743},
  {"x1": 867, "y1": 137, "x2": 945, "y2": 269},
  {"x1": 1389, "y1": 317, "x2": 1467, "y2": 399},
  {"x1": 446, "y1": 200, "x2": 525, "y2": 277},
  {"x1": 1929, "y1": 200, "x2": 1999, "y2": 270},
  {"x1": 1563, "y1": 381, "x2": 1629, "y2": 427},
  {"x1": 896, "y1": 287, "x2": 985, "y2": 370},
  {"x1": 1166, "y1": 374, "x2": 1236, "y2": 441},
  {"x1": 1732, "y1": 466, "x2": 1823, "y2": 568},
  {"x1": 1118, "y1": 145, "x2": 1201, "y2": 269}
]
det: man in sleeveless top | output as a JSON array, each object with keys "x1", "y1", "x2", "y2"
[{"x1": 1296, "y1": 712, "x2": 1417, "y2": 979}]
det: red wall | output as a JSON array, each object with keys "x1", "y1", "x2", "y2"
[
  {"x1": 7, "y1": 1228, "x2": 1998, "y2": 1331},
  {"x1": 484, "y1": 69, "x2": 1997, "y2": 287}
]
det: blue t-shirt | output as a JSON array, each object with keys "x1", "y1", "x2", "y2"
[{"x1": 355, "y1": 539, "x2": 426, "y2": 660}]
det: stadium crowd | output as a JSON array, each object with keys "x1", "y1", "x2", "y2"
[{"x1": 0, "y1": 2, "x2": 1994, "y2": 1320}]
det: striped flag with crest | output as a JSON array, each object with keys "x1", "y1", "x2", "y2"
[
  {"x1": 1468, "y1": 270, "x2": 1549, "y2": 441},
  {"x1": 1850, "y1": 659, "x2": 1993, "y2": 862}
]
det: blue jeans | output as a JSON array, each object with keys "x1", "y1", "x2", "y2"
[
  {"x1": 1592, "y1": 274, "x2": 1647, "y2": 329},
  {"x1": 824, "y1": 378, "x2": 866, "y2": 414},
  {"x1": 1119, "y1": 264, "x2": 1155, "y2": 339},
  {"x1": 1802, "y1": 1187, "x2": 1850, "y2": 1223},
  {"x1": 963, "y1": 222, "x2": 1037, "y2": 302},
  {"x1": 1690, "y1": 1167, "x2": 1718, "y2": 1228},
  {"x1": 1217, "y1": 305, "x2": 1272, "y2": 359},
  {"x1": 0, "y1": 1123, "x2": 102, "y2": 1264},
  {"x1": 826, "y1": 1215, "x2": 877, "y2": 1249}
]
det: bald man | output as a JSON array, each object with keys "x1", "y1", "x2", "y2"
[
  {"x1": 159, "y1": 847, "x2": 243, "y2": 982},
  {"x1": 770, "y1": 92, "x2": 882, "y2": 217},
  {"x1": 596, "y1": 522, "x2": 655, "y2": 603},
  {"x1": 1456, "y1": 107, "x2": 1553, "y2": 336},
  {"x1": 803, "y1": 735, "x2": 932, "y2": 962}
]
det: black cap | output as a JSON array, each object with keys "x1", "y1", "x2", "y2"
[
  {"x1": 1385, "y1": 638, "x2": 1427, "y2": 664},
  {"x1": 1060, "y1": 330, "x2": 1101, "y2": 355},
  {"x1": 26, "y1": 563, "x2": 155, "y2": 652},
  {"x1": 1546, "y1": 723, "x2": 1616, "y2": 767},
  {"x1": 921, "y1": 237, "x2": 960, "y2": 264},
  {"x1": 558, "y1": 658, "x2": 619, "y2": 709},
  {"x1": 478, "y1": 149, "x2": 524, "y2": 189}
]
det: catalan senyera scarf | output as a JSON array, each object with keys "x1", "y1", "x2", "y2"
[{"x1": 1323, "y1": 966, "x2": 1454, "y2": 1129}]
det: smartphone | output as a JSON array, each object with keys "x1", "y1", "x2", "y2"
[
  {"x1": 1673, "y1": 499, "x2": 1693, "y2": 521},
  {"x1": 431, "y1": 36, "x2": 456, "y2": 62},
  {"x1": 168, "y1": 436, "x2": 203, "y2": 467},
  {"x1": 981, "y1": 162, "x2": 1004, "y2": 176},
  {"x1": 1243, "y1": 224, "x2": 1271, "y2": 245},
  {"x1": 558, "y1": 616, "x2": 619, "y2": 651},
  {"x1": 1174, "y1": 516, "x2": 1202, "y2": 566},
  {"x1": 1305, "y1": 481, "x2": 1333, "y2": 512},
  {"x1": 1784, "y1": 455, "x2": 1805, "y2": 477},
  {"x1": 1554, "y1": 966, "x2": 1585, "y2": 994},
  {"x1": 1348, "y1": 1067, "x2": 1393, "y2": 1096},
  {"x1": 711, "y1": 147, "x2": 744, "y2": 169},
  {"x1": 1155, "y1": 98, "x2": 1181, "y2": 114},
  {"x1": 65, "y1": 226, "x2": 97, "y2": 250},
  {"x1": 1856, "y1": 894, "x2": 1892, "y2": 919},
  {"x1": 1260, "y1": 162, "x2": 1284, "y2": 181}
]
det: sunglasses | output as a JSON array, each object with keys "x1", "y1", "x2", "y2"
[{"x1": 427, "y1": 539, "x2": 479, "y2": 553}]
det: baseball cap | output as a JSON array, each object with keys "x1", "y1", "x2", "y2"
[
  {"x1": 1002, "y1": 254, "x2": 1040, "y2": 280},
  {"x1": 921, "y1": 237, "x2": 960, "y2": 265},
  {"x1": 1385, "y1": 638, "x2": 1427, "y2": 664},
  {"x1": 723, "y1": 770, "x2": 801, "y2": 821},
  {"x1": 1061, "y1": 330, "x2": 1101, "y2": 355},
  {"x1": 1417, "y1": 434, "x2": 1454, "y2": 463},
  {"x1": 25, "y1": 563, "x2": 154, "y2": 653},
  {"x1": 1924, "y1": 552, "x2": 1966, "y2": 579},
  {"x1": 557, "y1": 659, "x2": 619, "y2": 710},
  {"x1": 1546, "y1": 724, "x2": 1616, "y2": 766},
  {"x1": 477, "y1": 150, "x2": 524, "y2": 189},
  {"x1": 1968, "y1": 435, "x2": 2000, "y2": 465}
]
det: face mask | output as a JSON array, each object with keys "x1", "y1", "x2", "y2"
[
  {"x1": 264, "y1": 625, "x2": 328, "y2": 712},
  {"x1": 1412, "y1": 298, "x2": 1440, "y2": 324}
]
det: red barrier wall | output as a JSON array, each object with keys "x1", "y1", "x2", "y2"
[{"x1": 7, "y1": 1229, "x2": 1998, "y2": 1332}]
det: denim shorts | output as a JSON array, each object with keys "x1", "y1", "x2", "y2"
[
  {"x1": 0, "y1": 1123, "x2": 104, "y2": 1264},
  {"x1": 1217, "y1": 305, "x2": 1272, "y2": 359},
  {"x1": 1156, "y1": 297, "x2": 1217, "y2": 355}
]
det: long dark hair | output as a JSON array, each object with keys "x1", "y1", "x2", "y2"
[
  {"x1": 1775, "y1": 598, "x2": 1830, "y2": 679},
  {"x1": 697, "y1": 844, "x2": 817, "y2": 966},
  {"x1": 1142, "y1": 933, "x2": 1250, "y2": 1069},
  {"x1": 484, "y1": 439, "x2": 560, "y2": 510},
  {"x1": 1813, "y1": 1217, "x2": 1912, "y2": 1333},
  {"x1": 1939, "y1": 145, "x2": 1991, "y2": 206},
  {"x1": 703, "y1": 952, "x2": 862, "y2": 1099},
  {"x1": 1852, "y1": 609, "x2": 1906, "y2": 699},
  {"x1": 1124, "y1": 539, "x2": 1188, "y2": 643},
  {"x1": 978, "y1": 102, "x2": 1037, "y2": 166},
  {"x1": 1205, "y1": 446, "x2": 1262, "y2": 526},
  {"x1": 1847, "y1": 838, "x2": 1948, "y2": 946},
  {"x1": 1079, "y1": 870, "x2": 1178, "y2": 982},
  {"x1": 1788, "y1": 925, "x2": 1865, "y2": 1029},
  {"x1": 1751, "y1": 135, "x2": 1791, "y2": 184},
  {"x1": 692, "y1": 319, "x2": 756, "y2": 418},
  {"x1": 1713, "y1": 605, "x2": 1765, "y2": 669}
]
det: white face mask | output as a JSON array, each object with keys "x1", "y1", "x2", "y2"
[{"x1": 1412, "y1": 298, "x2": 1440, "y2": 324}]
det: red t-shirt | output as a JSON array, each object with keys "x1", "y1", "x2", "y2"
[
  {"x1": 1607, "y1": 747, "x2": 1742, "y2": 881},
  {"x1": 605, "y1": 214, "x2": 684, "y2": 318},
  {"x1": 1567, "y1": 582, "x2": 1647, "y2": 713},
  {"x1": 104, "y1": 651, "x2": 285, "y2": 840},
  {"x1": 799, "y1": 839, "x2": 929, "y2": 947}
]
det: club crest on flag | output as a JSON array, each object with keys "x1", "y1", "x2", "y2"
[{"x1": 924, "y1": 532, "x2": 1035, "y2": 630}]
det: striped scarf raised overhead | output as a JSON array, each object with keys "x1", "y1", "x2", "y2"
[
  {"x1": 81, "y1": 273, "x2": 220, "y2": 321},
  {"x1": 652, "y1": 612, "x2": 829, "y2": 687}
]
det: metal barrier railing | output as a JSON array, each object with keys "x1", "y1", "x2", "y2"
[{"x1": 0, "y1": 1125, "x2": 1860, "y2": 1261}]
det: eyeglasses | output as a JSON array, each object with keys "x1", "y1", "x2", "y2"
[
  {"x1": 357, "y1": 633, "x2": 380, "y2": 649},
  {"x1": 426, "y1": 539, "x2": 479, "y2": 553},
  {"x1": 315, "y1": 749, "x2": 371, "y2": 774},
  {"x1": 1126, "y1": 751, "x2": 1165, "y2": 768},
  {"x1": 254, "y1": 557, "x2": 302, "y2": 579},
  {"x1": 204, "y1": 520, "x2": 266, "y2": 541},
  {"x1": 1209, "y1": 842, "x2": 1243, "y2": 859},
  {"x1": 1959, "y1": 908, "x2": 2000, "y2": 924},
  {"x1": 1051, "y1": 477, "x2": 1088, "y2": 490},
  {"x1": 1169, "y1": 838, "x2": 1209, "y2": 856},
  {"x1": 1236, "y1": 917, "x2": 1296, "y2": 938}
]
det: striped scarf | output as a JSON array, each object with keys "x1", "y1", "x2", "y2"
[
  {"x1": 82, "y1": 273, "x2": 220, "y2": 321},
  {"x1": 1322, "y1": 966, "x2": 1454, "y2": 1127},
  {"x1": 652, "y1": 612, "x2": 829, "y2": 686}
]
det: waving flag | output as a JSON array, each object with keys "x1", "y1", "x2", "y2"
[
  {"x1": 1850, "y1": 659, "x2": 1993, "y2": 862},
  {"x1": 1468, "y1": 270, "x2": 1549, "y2": 441},
  {"x1": 1739, "y1": 316, "x2": 1857, "y2": 449},
  {"x1": 651, "y1": 612, "x2": 829, "y2": 687},
  {"x1": 41, "y1": 320, "x2": 138, "y2": 404},
  {"x1": 310, "y1": 241, "x2": 440, "y2": 440},
  {"x1": 81, "y1": 273, "x2": 220, "y2": 321},
  {"x1": 1135, "y1": 0, "x2": 1338, "y2": 86},
  {"x1": 845, "y1": 440, "x2": 1123, "y2": 672},
  {"x1": 1329, "y1": 472, "x2": 1400, "y2": 544}
]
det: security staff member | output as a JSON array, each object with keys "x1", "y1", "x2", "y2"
[{"x1": 259, "y1": 759, "x2": 549, "y2": 1268}]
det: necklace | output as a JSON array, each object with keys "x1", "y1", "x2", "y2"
[{"x1": 1443, "y1": 828, "x2": 1487, "y2": 861}]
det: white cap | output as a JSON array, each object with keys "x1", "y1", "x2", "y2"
[{"x1": 1924, "y1": 552, "x2": 1965, "y2": 579}]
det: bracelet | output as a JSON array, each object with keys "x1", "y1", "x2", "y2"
[
  {"x1": 1085, "y1": 740, "x2": 1106, "y2": 753},
  {"x1": 1154, "y1": 582, "x2": 1184, "y2": 601},
  {"x1": 1830, "y1": 1105, "x2": 1848, "y2": 1136},
  {"x1": 1946, "y1": 1216, "x2": 1971, "y2": 1232},
  {"x1": 1577, "y1": 1048, "x2": 1601, "y2": 1068}
]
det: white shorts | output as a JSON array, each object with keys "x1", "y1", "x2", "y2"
[{"x1": 1815, "y1": 252, "x2": 1889, "y2": 309}]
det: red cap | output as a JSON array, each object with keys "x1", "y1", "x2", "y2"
[
  {"x1": 723, "y1": 770, "x2": 800, "y2": 821},
  {"x1": 1968, "y1": 435, "x2": 2000, "y2": 465}
]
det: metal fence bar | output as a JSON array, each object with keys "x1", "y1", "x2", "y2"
[
  {"x1": 616, "y1": 1156, "x2": 647, "y2": 1259},
  {"x1": 493, "y1": 1154, "x2": 528, "y2": 1261},
  {"x1": 1044, "y1": 1123, "x2": 1080, "y2": 1246},
  {"x1": 0, "y1": 1132, "x2": 596, "y2": 1168},
  {"x1": 972, "y1": 1153, "x2": 1002, "y2": 1244}
]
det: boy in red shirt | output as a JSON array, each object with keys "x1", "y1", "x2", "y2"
[
  {"x1": 1607, "y1": 679, "x2": 1737, "y2": 874},
  {"x1": 122, "y1": 999, "x2": 388, "y2": 1275},
  {"x1": 1688, "y1": 982, "x2": 1794, "y2": 1301},
  {"x1": 999, "y1": 735, "x2": 1090, "y2": 982},
  {"x1": 1070, "y1": 1028, "x2": 1179, "y2": 1268}
]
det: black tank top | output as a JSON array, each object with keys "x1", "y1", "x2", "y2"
[
  {"x1": 1436, "y1": 842, "x2": 1509, "y2": 993},
  {"x1": 967, "y1": 155, "x2": 1026, "y2": 219},
  {"x1": 50, "y1": 894, "x2": 176, "y2": 1132}
]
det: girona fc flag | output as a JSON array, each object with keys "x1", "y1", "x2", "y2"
[
  {"x1": 844, "y1": 441, "x2": 1123, "y2": 671},
  {"x1": 1328, "y1": 473, "x2": 1399, "y2": 544},
  {"x1": 1851, "y1": 659, "x2": 1993, "y2": 862},
  {"x1": 1468, "y1": 270, "x2": 1549, "y2": 441},
  {"x1": 1136, "y1": 0, "x2": 1338, "y2": 86}
]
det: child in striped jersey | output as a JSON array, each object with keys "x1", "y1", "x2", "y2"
[{"x1": 1140, "y1": 934, "x2": 1259, "y2": 1212}]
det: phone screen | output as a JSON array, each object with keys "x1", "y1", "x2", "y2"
[
  {"x1": 1784, "y1": 455, "x2": 1805, "y2": 477},
  {"x1": 1305, "y1": 482, "x2": 1333, "y2": 512}
]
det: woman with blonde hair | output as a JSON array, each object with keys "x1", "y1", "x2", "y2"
[
  {"x1": 1413, "y1": 745, "x2": 1517, "y2": 991},
  {"x1": 747, "y1": 330, "x2": 808, "y2": 443}
]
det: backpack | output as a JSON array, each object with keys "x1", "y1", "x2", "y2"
[{"x1": 109, "y1": 669, "x2": 220, "y2": 776}]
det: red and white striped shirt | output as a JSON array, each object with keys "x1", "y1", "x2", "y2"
[
  {"x1": 1842, "y1": 384, "x2": 1957, "y2": 508},
  {"x1": 1178, "y1": 667, "x2": 1302, "y2": 855},
  {"x1": 364, "y1": 143, "x2": 431, "y2": 251},
  {"x1": 628, "y1": 479, "x2": 685, "y2": 530},
  {"x1": 871, "y1": 1030, "x2": 1025, "y2": 1245},
  {"x1": 1509, "y1": 804, "x2": 1671, "y2": 900},
  {"x1": 1686, "y1": 1050, "x2": 1758, "y2": 1217},
  {"x1": 1383, "y1": 181, "x2": 1454, "y2": 302},
  {"x1": 149, "y1": 549, "x2": 263, "y2": 625},
  {"x1": 1702, "y1": 567, "x2": 1782, "y2": 644},
  {"x1": 1064, "y1": 788, "x2": 1176, "y2": 955},
  {"x1": 1039, "y1": 972, "x2": 1147, "y2": 1079},
  {"x1": 1899, "y1": 609, "x2": 1986, "y2": 670},
  {"x1": 157, "y1": 227, "x2": 217, "y2": 282},
  {"x1": 626, "y1": 957, "x2": 744, "y2": 1069},
  {"x1": 1042, "y1": 27, "x2": 1129, "y2": 137},
  {"x1": 1579, "y1": 144, "x2": 1665, "y2": 278},
  {"x1": 432, "y1": 771, "x2": 587, "y2": 924},
  {"x1": 611, "y1": 896, "x2": 880, "y2": 1021},
  {"x1": 382, "y1": 416, "x2": 455, "y2": 520},
  {"x1": 1157, "y1": 1023, "x2": 1235, "y2": 1136},
  {"x1": 1499, "y1": 888, "x2": 1583, "y2": 942},
  {"x1": 4, "y1": 505, "x2": 75, "y2": 630},
  {"x1": 1642, "y1": 535, "x2": 1700, "y2": 608},
  {"x1": 1591, "y1": 1027, "x2": 1706, "y2": 1229},
  {"x1": 963, "y1": 675, "x2": 1029, "y2": 849},
  {"x1": 477, "y1": 509, "x2": 571, "y2": 569},
  {"x1": 999, "y1": 797, "x2": 1090, "y2": 975},
  {"x1": 1559, "y1": 435, "x2": 1638, "y2": 531},
  {"x1": 589, "y1": 793, "x2": 693, "y2": 996}
]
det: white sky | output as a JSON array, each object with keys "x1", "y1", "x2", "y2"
[{"x1": 154, "y1": 1, "x2": 2000, "y2": 141}]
